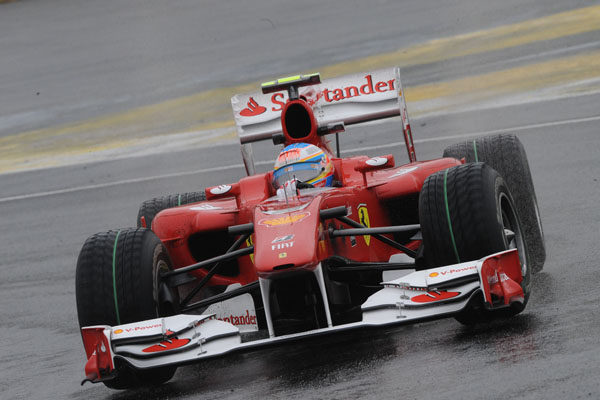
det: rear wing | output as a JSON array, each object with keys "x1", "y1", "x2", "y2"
[{"x1": 231, "y1": 67, "x2": 415, "y2": 175}]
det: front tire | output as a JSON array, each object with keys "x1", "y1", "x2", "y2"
[
  {"x1": 75, "y1": 228, "x2": 178, "y2": 388},
  {"x1": 419, "y1": 163, "x2": 531, "y2": 323},
  {"x1": 443, "y1": 134, "x2": 545, "y2": 273}
]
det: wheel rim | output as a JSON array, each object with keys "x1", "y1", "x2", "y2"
[{"x1": 499, "y1": 193, "x2": 527, "y2": 280}]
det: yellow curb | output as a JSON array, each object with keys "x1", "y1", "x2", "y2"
[
  {"x1": 406, "y1": 50, "x2": 600, "y2": 102},
  {"x1": 320, "y1": 4, "x2": 600, "y2": 76}
]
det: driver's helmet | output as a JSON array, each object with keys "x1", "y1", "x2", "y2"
[{"x1": 273, "y1": 143, "x2": 334, "y2": 188}]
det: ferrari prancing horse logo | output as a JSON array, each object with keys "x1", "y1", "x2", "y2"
[{"x1": 357, "y1": 203, "x2": 371, "y2": 246}]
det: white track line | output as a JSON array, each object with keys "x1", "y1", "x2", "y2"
[
  {"x1": 1, "y1": 114, "x2": 599, "y2": 203},
  {"x1": 342, "y1": 114, "x2": 600, "y2": 154}
]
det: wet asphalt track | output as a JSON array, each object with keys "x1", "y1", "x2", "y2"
[
  {"x1": 2, "y1": 94, "x2": 599, "y2": 399},
  {"x1": 1, "y1": 1, "x2": 600, "y2": 399}
]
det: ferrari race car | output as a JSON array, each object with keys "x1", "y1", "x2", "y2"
[{"x1": 75, "y1": 67, "x2": 545, "y2": 389}]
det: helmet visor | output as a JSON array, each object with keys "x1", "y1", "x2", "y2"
[{"x1": 273, "y1": 162, "x2": 323, "y2": 188}]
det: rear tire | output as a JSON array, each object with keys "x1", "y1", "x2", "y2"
[
  {"x1": 443, "y1": 134, "x2": 545, "y2": 273},
  {"x1": 76, "y1": 228, "x2": 178, "y2": 388},
  {"x1": 137, "y1": 191, "x2": 206, "y2": 228},
  {"x1": 418, "y1": 163, "x2": 531, "y2": 324}
]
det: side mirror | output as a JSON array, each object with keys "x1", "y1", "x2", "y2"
[
  {"x1": 354, "y1": 155, "x2": 395, "y2": 173},
  {"x1": 355, "y1": 155, "x2": 395, "y2": 185}
]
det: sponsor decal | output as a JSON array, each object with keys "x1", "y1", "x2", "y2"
[
  {"x1": 411, "y1": 291, "x2": 460, "y2": 303},
  {"x1": 254, "y1": 74, "x2": 397, "y2": 113},
  {"x1": 239, "y1": 97, "x2": 267, "y2": 117},
  {"x1": 190, "y1": 204, "x2": 221, "y2": 211},
  {"x1": 205, "y1": 291, "x2": 258, "y2": 332},
  {"x1": 317, "y1": 75, "x2": 395, "y2": 102},
  {"x1": 365, "y1": 157, "x2": 388, "y2": 167},
  {"x1": 429, "y1": 265, "x2": 477, "y2": 278},
  {"x1": 272, "y1": 241, "x2": 294, "y2": 251},
  {"x1": 276, "y1": 148, "x2": 303, "y2": 165},
  {"x1": 117, "y1": 323, "x2": 162, "y2": 334},
  {"x1": 357, "y1": 204, "x2": 371, "y2": 246},
  {"x1": 390, "y1": 166, "x2": 418, "y2": 178},
  {"x1": 218, "y1": 310, "x2": 257, "y2": 326},
  {"x1": 272, "y1": 234, "x2": 294, "y2": 244},
  {"x1": 270, "y1": 92, "x2": 286, "y2": 111},
  {"x1": 258, "y1": 212, "x2": 310, "y2": 227},
  {"x1": 278, "y1": 252, "x2": 287, "y2": 259},
  {"x1": 142, "y1": 330, "x2": 191, "y2": 353},
  {"x1": 210, "y1": 184, "x2": 232, "y2": 195}
]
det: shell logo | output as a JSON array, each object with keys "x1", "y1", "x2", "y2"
[
  {"x1": 429, "y1": 272, "x2": 439, "y2": 278},
  {"x1": 114, "y1": 329, "x2": 123, "y2": 334},
  {"x1": 259, "y1": 212, "x2": 310, "y2": 227}
]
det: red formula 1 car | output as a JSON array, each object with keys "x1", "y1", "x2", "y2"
[{"x1": 75, "y1": 67, "x2": 545, "y2": 389}]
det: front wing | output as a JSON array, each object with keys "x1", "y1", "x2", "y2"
[{"x1": 81, "y1": 249, "x2": 524, "y2": 384}]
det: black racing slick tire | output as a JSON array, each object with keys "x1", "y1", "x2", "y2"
[
  {"x1": 137, "y1": 191, "x2": 206, "y2": 228},
  {"x1": 443, "y1": 134, "x2": 545, "y2": 274},
  {"x1": 419, "y1": 163, "x2": 531, "y2": 323},
  {"x1": 75, "y1": 228, "x2": 178, "y2": 389}
]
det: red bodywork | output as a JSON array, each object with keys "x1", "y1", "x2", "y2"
[{"x1": 151, "y1": 90, "x2": 461, "y2": 286}]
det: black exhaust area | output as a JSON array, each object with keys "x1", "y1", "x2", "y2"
[{"x1": 284, "y1": 103, "x2": 314, "y2": 139}]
